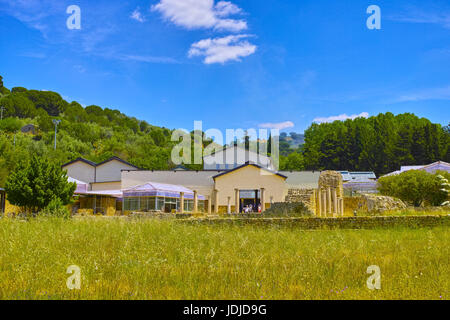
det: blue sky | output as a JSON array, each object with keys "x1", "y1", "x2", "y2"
[{"x1": 0, "y1": 0, "x2": 449, "y2": 133}]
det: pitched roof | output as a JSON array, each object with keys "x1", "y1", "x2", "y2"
[
  {"x1": 212, "y1": 162, "x2": 287, "y2": 180},
  {"x1": 339, "y1": 171, "x2": 377, "y2": 181},
  {"x1": 62, "y1": 157, "x2": 97, "y2": 168},
  {"x1": 96, "y1": 156, "x2": 139, "y2": 169},
  {"x1": 123, "y1": 182, "x2": 205, "y2": 200},
  {"x1": 62, "y1": 156, "x2": 139, "y2": 169},
  {"x1": 383, "y1": 161, "x2": 450, "y2": 177},
  {"x1": 204, "y1": 144, "x2": 271, "y2": 159}
]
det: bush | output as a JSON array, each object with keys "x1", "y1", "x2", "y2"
[
  {"x1": 0, "y1": 117, "x2": 23, "y2": 133},
  {"x1": 378, "y1": 170, "x2": 450, "y2": 207},
  {"x1": 263, "y1": 202, "x2": 313, "y2": 217},
  {"x1": 5, "y1": 156, "x2": 76, "y2": 214},
  {"x1": 40, "y1": 197, "x2": 71, "y2": 219}
]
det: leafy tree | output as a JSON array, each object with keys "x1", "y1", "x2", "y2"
[
  {"x1": 303, "y1": 113, "x2": 449, "y2": 175},
  {"x1": 11, "y1": 87, "x2": 28, "y2": 94},
  {"x1": 5, "y1": 156, "x2": 76, "y2": 214},
  {"x1": 280, "y1": 152, "x2": 305, "y2": 171},
  {"x1": 0, "y1": 75, "x2": 10, "y2": 96},
  {"x1": 24, "y1": 90, "x2": 68, "y2": 116},
  {"x1": 378, "y1": 170, "x2": 450, "y2": 207},
  {"x1": 0, "y1": 117, "x2": 23, "y2": 133},
  {"x1": 0, "y1": 93, "x2": 36, "y2": 118}
]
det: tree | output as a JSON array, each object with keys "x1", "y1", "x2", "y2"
[
  {"x1": 5, "y1": 156, "x2": 76, "y2": 214},
  {"x1": 303, "y1": 113, "x2": 449, "y2": 175},
  {"x1": 0, "y1": 92, "x2": 36, "y2": 118},
  {"x1": 0, "y1": 117, "x2": 23, "y2": 133},
  {"x1": 378, "y1": 170, "x2": 450, "y2": 207},
  {"x1": 280, "y1": 152, "x2": 305, "y2": 171},
  {"x1": 0, "y1": 75, "x2": 10, "y2": 96}
]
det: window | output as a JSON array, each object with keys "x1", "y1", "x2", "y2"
[
  {"x1": 124, "y1": 197, "x2": 139, "y2": 211},
  {"x1": 164, "y1": 197, "x2": 178, "y2": 213},
  {"x1": 184, "y1": 199, "x2": 194, "y2": 212},
  {"x1": 198, "y1": 200, "x2": 205, "y2": 212},
  {"x1": 156, "y1": 197, "x2": 165, "y2": 211}
]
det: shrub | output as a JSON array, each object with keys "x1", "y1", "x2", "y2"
[
  {"x1": 5, "y1": 156, "x2": 76, "y2": 214},
  {"x1": 378, "y1": 170, "x2": 450, "y2": 207},
  {"x1": 40, "y1": 197, "x2": 71, "y2": 219},
  {"x1": 263, "y1": 202, "x2": 313, "y2": 217}
]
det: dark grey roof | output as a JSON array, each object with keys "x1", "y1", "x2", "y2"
[
  {"x1": 62, "y1": 157, "x2": 97, "y2": 168},
  {"x1": 96, "y1": 156, "x2": 139, "y2": 169},
  {"x1": 62, "y1": 156, "x2": 139, "y2": 169}
]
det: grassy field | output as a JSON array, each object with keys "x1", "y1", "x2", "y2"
[{"x1": 0, "y1": 217, "x2": 448, "y2": 300}]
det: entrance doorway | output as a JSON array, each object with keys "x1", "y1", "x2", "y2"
[{"x1": 239, "y1": 190, "x2": 260, "y2": 213}]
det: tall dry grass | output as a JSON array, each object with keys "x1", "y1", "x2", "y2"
[{"x1": 0, "y1": 217, "x2": 448, "y2": 300}]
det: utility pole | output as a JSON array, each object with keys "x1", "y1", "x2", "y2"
[{"x1": 52, "y1": 119, "x2": 61, "y2": 150}]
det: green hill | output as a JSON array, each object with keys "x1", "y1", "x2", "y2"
[{"x1": 0, "y1": 75, "x2": 209, "y2": 186}]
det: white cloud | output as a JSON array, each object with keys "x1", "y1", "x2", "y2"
[
  {"x1": 188, "y1": 35, "x2": 256, "y2": 64},
  {"x1": 151, "y1": 0, "x2": 247, "y2": 32},
  {"x1": 313, "y1": 112, "x2": 369, "y2": 124},
  {"x1": 258, "y1": 121, "x2": 295, "y2": 130},
  {"x1": 130, "y1": 8, "x2": 145, "y2": 22}
]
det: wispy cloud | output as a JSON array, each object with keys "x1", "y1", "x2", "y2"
[
  {"x1": 118, "y1": 54, "x2": 178, "y2": 64},
  {"x1": 395, "y1": 85, "x2": 450, "y2": 102},
  {"x1": 130, "y1": 8, "x2": 145, "y2": 23},
  {"x1": 152, "y1": 0, "x2": 247, "y2": 32},
  {"x1": 388, "y1": 8, "x2": 450, "y2": 29},
  {"x1": 73, "y1": 65, "x2": 86, "y2": 73},
  {"x1": 258, "y1": 121, "x2": 295, "y2": 130},
  {"x1": 20, "y1": 52, "x2": 47, "y2": 59},
  {"x1": 188, "y1": 35, "x2": 256, "y2": 64},
  {"x1": 313, "y1": 112, "x2": 369, "y2": 124}
]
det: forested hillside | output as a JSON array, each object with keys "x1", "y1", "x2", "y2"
[
  {"x1": 0, "y1": 75, "x2": 207, "y2": 186},
  {"x1": 303, "y1": 113, "x2": 450, "y2": 175}
]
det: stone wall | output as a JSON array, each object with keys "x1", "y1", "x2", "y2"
[
  {"x1": 344, "y1": 195, "x2": 407, "y2": 215},
  {"x1": 182, "y1": 215, "x2": 450, "y2": 229},
  {"x1": 285, "y1": 188, "x2": 315, "y2": 212}
]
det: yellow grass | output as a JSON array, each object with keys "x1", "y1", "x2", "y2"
[{"x1": 0, "y1": 217, "x2": 448, "y2": 300}]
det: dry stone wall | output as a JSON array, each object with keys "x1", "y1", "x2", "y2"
[{"x1": 285, "y1": 189, "x2": 315, "y2": 212}]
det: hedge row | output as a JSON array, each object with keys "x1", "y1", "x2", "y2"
[{"x1": 178, "y1": 215, "x2": 450, "y2": 230}]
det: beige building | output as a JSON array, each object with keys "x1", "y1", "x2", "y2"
[{"x1": 63, "y1": 152, "x2": 320, "y2": 215}]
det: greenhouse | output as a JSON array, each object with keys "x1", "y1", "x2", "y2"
[{"x1": 123, "y1": 182, "x2": 205, "y2": 213}]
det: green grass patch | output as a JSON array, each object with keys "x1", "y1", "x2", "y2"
[{"x1": 0, "y1": 217, "x2": 448, "y2": 300}]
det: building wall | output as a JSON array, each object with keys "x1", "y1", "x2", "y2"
[
  {"x1": 63, "y1": 161, "x2": 96, "y2": 184},
  {"x1": 214, "y1": 165, "x2": 287, "y2": 206},
  {"x1": 280, "y1": 171, "x2": 321, "y2": 189},
  {"x1": 96, "y1": 160, "x2": 137, "y2": 183},
  {"x1": 204, "y1": 146, "x2": 274, "y2": 170},
  {"x1": 77, "y1": 196, "x2": 117, "y2": 216},
  {"x1": 91, "y1": 181, "x2": 122, "y2": 191},
  {"x1": 4, "y1": 199, "x2": 22, "y2": 216},
  {"x1": 121, "y1": 170, "x2": 217, "y2": 200}
]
